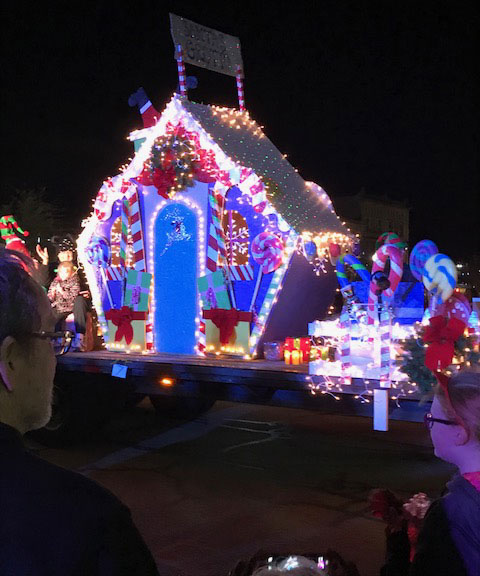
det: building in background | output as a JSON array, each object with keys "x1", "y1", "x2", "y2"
[
  {"x1": 457, "y1": 255, "x2": 480, "y2": 297},
  {"x1": 333, "y1": 189, "x2": 410, "y2": 259}
]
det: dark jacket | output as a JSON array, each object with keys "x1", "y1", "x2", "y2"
[
  {"x1": 0, "y1": 423, "x2": 159, "y2": 575},
  {"x1": 382, "y1": 475, "x2": 480, "y2": 576}
]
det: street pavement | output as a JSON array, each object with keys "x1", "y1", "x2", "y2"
[{"x1": 28, "y1": 399, "x2": 455, "y2": 576}]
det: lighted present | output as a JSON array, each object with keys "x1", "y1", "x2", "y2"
[
  {"x1": 197, "y1": 270, "x2": 231, "y2": 310},
  {"x1": 203, "y1": 308, "x2": 251, "y2": 355},
  {"x1": 284, "y1": 337, "x2": 311, "y2": 364},
  {"x1": 124, "y1": 269, "x2": 152, "y2": 312},
  {"x1": 105, "y1": 306, "x2": 147, "y2": 351}
]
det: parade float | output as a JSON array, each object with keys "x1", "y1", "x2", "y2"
[
  {"x1": 77, "y1": 16, "x2": 353, "y2": 358},
  {"x1": 71, "y1": 15, "x2": 478, "y2": 431}
]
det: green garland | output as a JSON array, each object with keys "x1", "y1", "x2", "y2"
[{"x1": 397, "y1": 326, "x2": 480, "y2": 395}]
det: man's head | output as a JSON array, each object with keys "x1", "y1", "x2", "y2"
[
  {"x1": 0, "y1": 247, "x2": 57, "y2": 433},
  {"x1": 56, "y1": 237, "x2": 75, "y2": 263}
]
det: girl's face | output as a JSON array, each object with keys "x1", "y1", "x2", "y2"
[
  {"x1": 58, "y1": 267, "x2": 73, "y2": 281},
  {"x1": 430, "y1": 395, "x2": 461, "y2": 464}
]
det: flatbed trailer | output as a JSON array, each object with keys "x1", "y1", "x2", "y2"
[{"x1": 36, "y1": 350, "x2": 426, "y2": 445}]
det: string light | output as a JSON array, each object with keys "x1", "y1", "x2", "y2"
[{"x1": 79, "y1": 93, "x2": 356, "y2": 357}]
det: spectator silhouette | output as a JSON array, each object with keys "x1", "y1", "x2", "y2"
[
  {"x1": 380, "y1": 369, "x2": 480, "y2": 576},
  {"x1": 0, "y1": 247, "x2": 159, "y2": 575}
]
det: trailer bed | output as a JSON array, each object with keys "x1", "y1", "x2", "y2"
[{"x1": 57, "y1": 351, "x2": 424, "y2": 421}]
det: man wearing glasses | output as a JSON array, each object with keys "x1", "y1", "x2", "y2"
[{"x1": 0, "y1": 247, "x2": 159, "y2": 575}]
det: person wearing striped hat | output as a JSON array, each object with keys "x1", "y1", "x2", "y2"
[{"x1": 0, "y1": 214, "x2": 30, "y2": 258}]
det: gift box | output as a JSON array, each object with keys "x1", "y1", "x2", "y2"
[
  {"x1": 284, "y1": 337, "x2": 311, "y2": 364},
  {"x1": 197, "y1": 271, "x2": 231, "y2": 310},
  {"x1": 106, "y1": 280, "x2": 123, "y2": 310},
  {"x1": 202, "y1": 308, "x2": 251, "y2": 354},
  {"x1": 124, "y1": 269, "x2": 152, "y2": 312},
  {"x1": 105, "y1": 306, "x2": 147, "y2": 351}
]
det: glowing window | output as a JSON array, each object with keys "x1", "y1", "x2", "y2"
[
  {"x1": 110, "y1": 217, "x2": 134, "y2": 268},
  {"x1": 222, "y1": 210, "x2": 249, "y2": 266}
]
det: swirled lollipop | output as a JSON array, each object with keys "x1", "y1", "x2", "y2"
[
  {"x1": 251, "y1": 232, "x2": 284, "y2": 274},
  {"x1": 250, "y1": 232, "x2": 285, "y2": 311},
  {"x1": 85, "y1": 235, "x2": 113, "y2": 307},
  {"x1": 409, "y1": 240, "x2": 438, "y2": 281},
  {"x1": 423, "y1": 253, "x2": 457, "y2": 304},
  {"x1": 86, "y1": 235, "x2": 110, "y2": 267}
]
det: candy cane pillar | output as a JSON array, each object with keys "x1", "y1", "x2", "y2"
[
  {"x1": 176, "y1": 45, "x2": 187, "y2": 98},
  {"x1": 339, "y1": 308, "x2": 352, "y2": 385},
  {"x1": 236, "y1": 66, "x2": 245, "y2": 111},
  {"x1": 374, "y1": 302, "x2": 391, "y2": 432}
]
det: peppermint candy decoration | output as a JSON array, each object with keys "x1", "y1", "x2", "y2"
[
  {"x1": 251, "y1": 232, "x2": 284, "y2": 274},
  {"x1": 409, "y1": 239, "x2": 438, "y2": 281},
  {"x1": 86, "y1": 235, "x2": 110, "y2": 267},
  {"x1": 250, "y1": 180, "x2": 267, "y2": 213},
  {"x1": 439, "y1": 293, "x2": 471, "y2": 324}
]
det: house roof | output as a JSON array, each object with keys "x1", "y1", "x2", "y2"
[{"x1": 181, "y1": 99, "x2": 350, "y2": 236}]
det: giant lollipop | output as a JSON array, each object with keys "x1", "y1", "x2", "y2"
[
  {"x1": 86, "y1": 235, "x2": 110, "y2": 267},
  {"x1": 249, "y1": 232, "x2": 284, "y2": 311},
  {"x1": 423, "y1": 253, "x2": 457, "y2": 314},
  {"x1": 409, "y1": 239, "x2": 438, "y2": 281},
  {"x1": 86, "y1": 235, "x2": 113, "y2": 307}
]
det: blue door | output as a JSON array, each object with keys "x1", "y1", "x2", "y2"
[{"x1": 154, "y1": 203, "x2": 198, "y2": 354}]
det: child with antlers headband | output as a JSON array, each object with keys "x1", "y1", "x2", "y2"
[{"x1": 380, "y1": 368, "x2": 480, "y2": 576}]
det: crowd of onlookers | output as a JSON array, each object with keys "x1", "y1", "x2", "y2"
[{"x1": 0, "y1": 244, "x2": 479, "y2": 575}]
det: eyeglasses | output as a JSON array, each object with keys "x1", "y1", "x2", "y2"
[
  {"x1": 30, "y1": 331, "x2": 74, "y2": 356},
  {"x1": 423, "y1": 412, "x2": 458, "y2": 430}
]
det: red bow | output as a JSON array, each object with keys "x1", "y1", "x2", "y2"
[
  {"x1": 423, "y1": 315, "x2": 466, "y2": 373},
  {"x1": 203, "y1": 309, "x2": 252, "y2": 345},
  {"x1": 152, "y1": 167, "x2": 175, "y2": 198},
  {"x1": 105, "y1": 306, "x2": 145, "y2": 345}
]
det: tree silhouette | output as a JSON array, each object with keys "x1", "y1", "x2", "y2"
[{"x1": 0, "y1": 188, "x2": 65, "y2": 253}]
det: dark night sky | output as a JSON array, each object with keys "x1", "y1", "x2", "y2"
[{"x1": 2, "y1": 1, "x2": 478, "y2": 259}]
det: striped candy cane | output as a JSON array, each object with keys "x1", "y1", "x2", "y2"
[
  {"x1": 379, "y1": 305, "x2": 392, "y2": 386},
  {"x1": 339, "y1": 308, "x2": 352, "y2": 383},
  {"x1": 119, "y1": 197, "x2": 129, "y2": 279},
  {"x1": 126, "y1": 184, "x2": 154, "y2": 349},
  {"x1": 176, "y1": 45, "x2": 187, "y2": 98},
  {"x1": 106, "y1": 266, "x2": 124, "y2": 281},
  {"x1": 128, "y1": 188, "x2": 146, "y2": 271},
  {"x1": 228, "y1": 264, "x2": 254, "y2": 282},
  {"x1": 368, "y1": 244, "x2": 403, "y2": 325},
  {"x1": 249, "y1": 179, "x2": 267, "y2": 213},
  {"x1": 197, "y1": 319, "x2": 206, "y2": 354},
  {"x1": 236, "y1": 65, "x2": 245, "y2": 111},
  {"x1": 207, "y1": 185, "x2": 227, "y2": 271}
]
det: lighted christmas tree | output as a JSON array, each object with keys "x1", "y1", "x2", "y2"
[{"x1": 398, "y1": 325, "x2": 480, "y2": 395}]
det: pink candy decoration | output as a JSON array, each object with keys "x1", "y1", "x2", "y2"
[
  {"x1": 251, "y1": 232, "x2": 284, "y2": 274},
  {"x1": 368, "y1": 244, "x2": 404, "y2": 324},
  {"x1": 437, "y1": 292, "x2": 471, "y2": 324}
]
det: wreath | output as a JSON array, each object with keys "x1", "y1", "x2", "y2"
[{"x1": 139, "y1": 122, "x2": 218, "y2": 198}]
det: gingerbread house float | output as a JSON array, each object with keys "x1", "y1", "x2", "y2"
[{"x1": 77, "y1": 92, "x2": 352, "y2": 355}]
